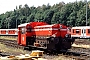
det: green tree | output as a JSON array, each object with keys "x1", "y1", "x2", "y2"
[{"x1": 44, "y1": 10, "x2": 54, "y2": 24}]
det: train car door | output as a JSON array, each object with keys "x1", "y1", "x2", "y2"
[{"x1": 81, "y1": 28, "x2": 86, "y2": 38}]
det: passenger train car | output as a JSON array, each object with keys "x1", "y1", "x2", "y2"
[
  {"x1": 18, "y1": 22, "x2": 74, "y2": 51},
  {"x1": 71, "y1": 26, "x2": 90, "y2": 38},
  {"x1": 0, "y1": 29, "x2": 18, "y2": 35}
]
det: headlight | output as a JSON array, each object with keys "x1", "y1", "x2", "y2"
[{"x1": 65, "y1": 34, "x2": 70, "y2": 38}]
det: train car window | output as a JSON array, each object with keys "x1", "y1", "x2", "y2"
[
  {"x1": 88, "y1": 29, "x2": 90, "y2": 33},
  {"x1": 76, "y1": 30, "x2": 80, "y2": 33},
  {"x1": 73, "y1": 29, "x2": 74, "y2": 33},
  {"x1": 21, "y1": 28, "x2": 26, "y2": 34}
]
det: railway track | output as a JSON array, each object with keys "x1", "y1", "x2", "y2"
[
  {"x1": 0, "y1": 39, "x2": 90, "y2": 60},
  {"x1": 0, "y1": 39, "x2": 24, "y2": 49},
  {"x1": 0, "y1": 52, "x2": 11, "y2": 57}
]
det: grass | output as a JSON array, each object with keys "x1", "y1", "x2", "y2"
[
  {"x1": 0, "y1": 42, "x2": 31, "y2": 56},
  {"x1": 0, "y1": 36, "x2": 17, "y2": 40}
]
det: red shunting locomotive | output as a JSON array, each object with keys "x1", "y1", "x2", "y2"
[{"x1": 18, "y1": 22, "x2": 74, "y2": 51}]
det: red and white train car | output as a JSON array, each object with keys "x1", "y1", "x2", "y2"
[
  {"x1": 18, "y1": 22, "x2": 74, "y2": 51},
  {"x1": 71, "y1": 26, "x2": 90, "y2": 38},
  {"x1": 0, "y1": 29, "x2": 18, "y2": 35}
]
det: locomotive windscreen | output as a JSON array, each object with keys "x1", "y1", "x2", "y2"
[{"x1": 21, "y1": 28, "x2": 26, "y2": 34}]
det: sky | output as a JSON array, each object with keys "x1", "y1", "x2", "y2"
[{"x1": 0, "y1": 0, "x2": 89, "y2": 14}]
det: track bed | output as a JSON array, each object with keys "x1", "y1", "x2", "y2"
[{"x1": 0, "y1": 39, "x2": 90, "y2": 60}]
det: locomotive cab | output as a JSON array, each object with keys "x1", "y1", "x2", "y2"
[
  {"x1": 18, "y1": 22, "x2": 49, "y2": 46},
  {"x1": 18, "y1": 23, "x2": 30, "y2": 46}
]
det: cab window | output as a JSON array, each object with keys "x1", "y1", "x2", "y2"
[
  {"x1": 26, "y1": 26, "x2": 32, "y2": 32},
  {"x1": 26, "y1": 28, "x2": 31, "y2": 32},
  {"x1": 21, "y1": 28, "x2": 26, "y2": 34}
]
